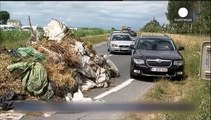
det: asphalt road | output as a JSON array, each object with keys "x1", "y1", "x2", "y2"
[{"x1": 21, "y1": 42, "x2": 154, "y2": 120}]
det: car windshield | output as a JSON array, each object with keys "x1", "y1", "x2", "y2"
[
  {"x1": 112, "y1": 34, "x2": 132, "y2": 41},
  {"x1": 138, "y1": 38, "x2": 175, "y2": 51}
]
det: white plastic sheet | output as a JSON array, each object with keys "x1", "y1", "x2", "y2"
[
  {"x1": 71, "y1": 89, "x2": 93, "y2": 103},
  {"x1": 74, "y1": 41, "x2": 86, "y2": 55},
  {"x1": 43, "y1": 19, "x2": 67, "y2": 42}
]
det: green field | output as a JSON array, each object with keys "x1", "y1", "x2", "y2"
[
  {"x1": 0, "y1": 29, "x2": 108, "y2": 49},
  {"x1": 72, "y1": 28, "x2": 110, "y2": 38},
  {"x1": 0, "y1": 30, "x2": 31, "y2": 49}
]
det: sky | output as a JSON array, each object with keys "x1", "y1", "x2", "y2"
[{"x1": 0, "y1": 1, "x2": 169, "y2": 30}]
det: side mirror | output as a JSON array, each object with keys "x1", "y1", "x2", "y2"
[
  {"x1": 130, "y1": 44, "x2": 135, "y2": 49},
  {"x1": 178, "y1": 46, "x2": 185, "y2": 51}
]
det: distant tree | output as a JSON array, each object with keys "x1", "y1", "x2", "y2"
[
  {"x1": 141, "y1": 18, "x2": 162, "y2": 32},
  {"x1": 0, "y1": 11, "x2": 10, "y2": 24}
]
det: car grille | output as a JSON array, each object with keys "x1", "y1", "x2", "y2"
[
  {"x1": 146, "y1": 59, "x2": 172, "y2": 67},
  {"x1": 119, "y1": 45, "x2": 129, "y2": 48}
]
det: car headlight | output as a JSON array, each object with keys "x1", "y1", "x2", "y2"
[
  {"x1": 173, "y1": 60, "x2": 183, "y2": 66},
  {"x1": 134, "y1": 58, "x2": 145, "y2": 65},
  {"x1": 111, "y1": 44, "x2": 118, "y2": 47}
]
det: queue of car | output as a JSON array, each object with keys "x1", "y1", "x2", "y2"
[{"x1": 107, "y1": 30, "x2": 185, "y2": 80}]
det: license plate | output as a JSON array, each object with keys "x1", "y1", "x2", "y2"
[
  {"x1": 120, "y1": 47, "x2": 128, "y2": 50},
  {"x1": 151, "y1": 68, "x2": 168, "y2": 72}
]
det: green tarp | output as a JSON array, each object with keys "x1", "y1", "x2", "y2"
[
  {"x1": 16, "y1": 47, "x2": 45, "y2": 61},
  {"x1": 7, "y1": 62, "x2": 53, "y2": 100}
]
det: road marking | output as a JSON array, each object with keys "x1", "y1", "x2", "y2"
[
  {"x1": 94, "y1": 79, "x2": 134, "y2": 100},
  {"x1": 108, "y1": 54, "x2": 113, "y2": 57}
]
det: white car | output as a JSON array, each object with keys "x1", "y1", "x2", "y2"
[{"x1": 107, "y1": 32, "x2": 135, "y2": 54}]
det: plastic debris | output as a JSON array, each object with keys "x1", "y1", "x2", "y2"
[
  {"x1": 7, "y1": 62, "x2": 54, "y2": 100},
  {"x1": 81, "y1": 79, "x2": 96, "y2": 91},
  {"x1": 16, "y1": 46, "x2": 45, "y2": 61},
  {"x1": 71, "y1": 89, "x2": 93, "y2": 103},
  {"x1": 77, "y1": 63, "x2": 97, "y2": 79},
  {"x1": 75, "y1": 41, "x2": 86, "y2": 55},
  {"x1": 43, "y1": 19, "x2": 68, "y2": 42}
]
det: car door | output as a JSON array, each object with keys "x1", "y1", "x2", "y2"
[{"x1": 131, "y1": 38, "x2": 140, "y2": 56}]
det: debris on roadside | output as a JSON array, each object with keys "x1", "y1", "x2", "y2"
[
  {"x1": 0, "y1": 110, "x2": 25, "y2": 120},
  {"x1": 0, "y1": 18, "x2": 120, "y2": 106},
  {"x1": 0, "y1": 91, "x2": 26, "y2": 111}
]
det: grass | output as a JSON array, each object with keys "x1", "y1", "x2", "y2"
[
  {"x1": 0, "y1": 30, "x2": 31, "y2": 49},
  {"x1": 72, "y1": 28, "x2": 110, "y2": 38},
  {"x1": 0, "y1": 30, "x2": 108, "y2": 49},
  {"x1": 80, "y1": 34, "x2": 108, "y2": 44},
  {"x1": 123, "y1": 33, "x2": 210, "y2": 120}
]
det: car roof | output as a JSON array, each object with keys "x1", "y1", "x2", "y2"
[
  {"x1": 111, "y1": 32, "x2": 130, "y2": 36},
  {"x1": 140, "y1": 34, "x2": 171, "y2": 40},
  {"x1": 112, "y1": 30, "x2": 121, "y2": 33}
]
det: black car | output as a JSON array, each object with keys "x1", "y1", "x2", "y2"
[{"x1": 130, "y1": 35, "x2": 185, "y2": 79}]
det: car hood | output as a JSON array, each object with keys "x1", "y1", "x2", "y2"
[
  {"x1": 134, "y1": 50, "x2": 182, "y2": 60},
  {"x1": 110, "y1": 41, "x2": 133, "y2": 45}
]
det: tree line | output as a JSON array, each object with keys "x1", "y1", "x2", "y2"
[{"x1": 141, "y1": 1, "x2": 210, "y2": 35}]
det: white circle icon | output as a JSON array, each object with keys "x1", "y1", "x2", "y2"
[{"x1": 178, "y1": 7, "x2": 188, "y2": 18}]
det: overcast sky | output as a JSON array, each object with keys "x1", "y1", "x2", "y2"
[{"x1": 1, "y1": 1, "x2": 168, "y2": 30}]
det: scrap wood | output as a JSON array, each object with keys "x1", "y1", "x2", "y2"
[{"x1": 39, "y1": 45, "x2": 63, "y2": 64}]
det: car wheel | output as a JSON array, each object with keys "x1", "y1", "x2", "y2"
[
  {"x1": 173, "y1": 75, "x2": 184, "y2": 80},
  {"x1": 130, "y1": 66, "x2": 136, "y2": 78},
  {"x1": 130, "y1": 72, "x2": 136, "y2": 78},
  {"x1": 109, "y1": 50, "x2": 114, "y2": 54}
]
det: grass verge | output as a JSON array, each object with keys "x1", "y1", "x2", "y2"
[
  {"x1": 80, "y1": 34, "x2": 108, "y2": 44},
  {"x1": 123, "y1": 34, "x2": 210, "y2": 120},
  {"x1": 0, "y1": 30, "x2": 31, "y2": 49},
  {"x1": 0, "y1": 30, "x2": 108, "y2": 49}
]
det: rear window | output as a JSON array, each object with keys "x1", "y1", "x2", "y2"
[
  {"x1": 138, "y1": 38, "x2": 175, "y2": 51},
  {"x1": 112, "y1": 34, "x2": 132, "y2": 41}
]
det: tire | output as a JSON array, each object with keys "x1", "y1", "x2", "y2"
[
  {"x1": 109, "y1": 50, "x2": 114, "y2": 54},
  {"x1": 130, "y1": 72, "x2": 136, "y2": 78},
  {"x1": 173, "y1": 75, "x2": 184, "y2": 80},
  {"x1": 130, "y1": 66, "x2": 136, "y2": 78}
]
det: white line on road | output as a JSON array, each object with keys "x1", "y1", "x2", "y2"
[
  {"x1": 108, "y1": 54, "x2": 113, "y2": 57},
  {"x1": 94, "y1": 79, "x2": 134, "y2": 100}
]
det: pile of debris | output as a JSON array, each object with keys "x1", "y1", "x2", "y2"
[{"x1": 0, "y1": 19, "x2": 120, "y2": 105}]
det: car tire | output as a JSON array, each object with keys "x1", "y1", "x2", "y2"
[
  {"x1": 130, "y1": 72, "x2": 136, "y2": 78},
  {"x1": 130, "y1": 66, "x2": 136, "y2": 78},
  {"x1": 109, "y1": 50, "x2": 114, "y2": 54},
  {"x1": 173, "y1": 75, "x2": 184, "y2": 80}
]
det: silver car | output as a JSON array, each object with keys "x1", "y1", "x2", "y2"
[{"x1": 107, "y1": 32, "x2": 134, "y2": 54}]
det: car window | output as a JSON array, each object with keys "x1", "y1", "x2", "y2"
[
  {"x1": 112, "y1": 34, "x2": 132, "y2": 41},
  {"x1": 138, "y1": 38, "x2": 175, "y2": 51}
]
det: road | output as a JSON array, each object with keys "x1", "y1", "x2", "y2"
[{"x1": 21, "y1": 42, "x2": 154, "y2": 120}]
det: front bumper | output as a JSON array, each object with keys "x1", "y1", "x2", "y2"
[
  {"x1": 132, "y1": 63, "x2": 184, "y2": 77},
  {"x1": 110, "y1": 46, "x2": 131, "y2": 53}
]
